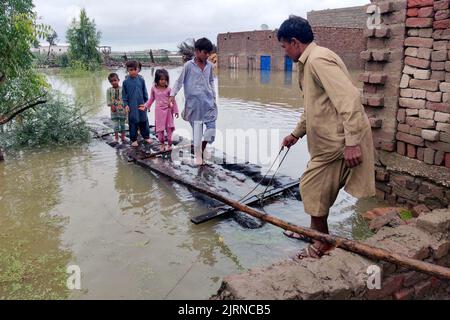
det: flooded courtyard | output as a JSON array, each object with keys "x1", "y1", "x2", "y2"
[{"x1": 0, "y1": 67, "x2": 384, "y2": 299}]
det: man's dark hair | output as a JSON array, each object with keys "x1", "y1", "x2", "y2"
[
  {"x1": 195, "y1": 38, "x2": 214, "y2": 53},
  {"x1": 277, "y1": 15, "x2": 314, "y2": 44},
  {"x1": 108, "y1": 73, "x2": 119, "y2": 82},
  {"x1": 126, "y1": 60, "x2": 138, "y2": 70},
  {"x1": 154, "y1": 69, "x2": 169, "y2": 86}
]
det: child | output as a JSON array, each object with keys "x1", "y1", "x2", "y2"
[
  {"x1": 170, "y1": 38, "x2": 217, "y2": 165},
  {"x1": 122, "y1": 60, "x2": 152, "y2": 147},
  {"x1": 106, "y1": 73, "x2": 128, "y2": 143},
  {"x1": 146, "y1": 69, "x2": 179, "y2": 151}
]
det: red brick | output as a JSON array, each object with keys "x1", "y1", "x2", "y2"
[
  {"x1": 405, "y1": 57, "x2": 431, "y2": 69},
  {"x1": 360, "y1": 50, "x2": 372, "y2": 61},
  {"x1": 435, "y1": 9, "x2": 450, "y2": 20},
  {"x1": 426, "y1": 101, "x2": 450, "y2": 112},
  {"x1": 417, "y1": 147, "x2": 425, "y2": 160},
  {"x1": 418, "y1": 6, "x2": 434, "y2": 17},
  {"x1": 407, "y1": 144, "x2": 417, "y2": 158},
  {"x1": 396, "y1": 132, "x2": 425, "y2": 146},
  {"x1": 399, "y1": 98, "x2": 426, "y2": 109},
  {"x1": 363, "y1": 84, "x2": 378, "y2": 94},
  {"x1": 407, "y1": 8, "x2": 419, "y2": 16},
  {"x1": 408, "y1": 0, "x2": 434, "y2": 8},
  {"x1": 404, "y1": 37, "x2": 434, "y2": 48},
  {"x1": 367, "y1": 96, "x2": 384, "y2": 107},
  {"x1": 369, "y1": 73, "x2": 388, "y2": 84},
  {"x1": 372, "y1": 51, "x2": 390, "y2": 62},
  {"x1": 397, "y1": 109, "x2": 406, "y2": 123},
  {"x1": 425, "y1": 140, "x2": 450, "y2": 152},
  {"x1": 410, "y1": 79, "x2": 439, "y2": 91},
  {"x1": 381, "y1": 142, "x2": 396, "y2": 152},
  {"x1": 424, "y1": 148, "x2": 436, "y2": 164},
  {"x1": 406, "y1": 17, "x2": 433, "y2": 27},
  {"x1": 434, "y1": 19, "x2": 450, "y2": 29},
  {"x1": 397, "y1": 141, "x2": 406, "y2": 155},
  {"x1": 393, "y1": 287, "x2": 415, "y2": 300},
  {"x1": 375, "y1": 28, "x2": 391, "y2": 38},
  {"x1": 398, "y1": 124, "x2": 410, "y2": 134},
  {"x1": 431, "y1": 61, "x2": 445, "y2": 70},
  {"x1": 375, "y1": 170, "x2": 389, "y2": 182},
  {"x1": 431, "y1": 50, "x2": 448, "y2": 61},
  {"x1": 434, "y1": 0, "x2": 450, "y2": 10},
  {"x1": 435, "y1": 150, "x2": 445, "y2": 165},
  {"x1": 406, "y1": 117, "x2": 435, "y2": 128}
]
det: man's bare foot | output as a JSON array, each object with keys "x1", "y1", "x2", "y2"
[
  {"x1": 292, "y1": 242, "x2": 333, "y2": 261},
  {"x1": 131, "y1": 141, "x2": 139, "y2": 147},
  {"x1": 145, "y1": 139, "x2": 154, "y2": 144}
]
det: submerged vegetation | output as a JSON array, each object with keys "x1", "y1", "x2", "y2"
[{"x1": 0, "y1": 0, "x2": 91, "y2": 155}]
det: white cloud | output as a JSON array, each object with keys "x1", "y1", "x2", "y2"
[{"x1": 33, "y1": 0, "x2": 369, "y2": 51}]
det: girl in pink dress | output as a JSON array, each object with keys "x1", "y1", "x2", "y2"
[{"x1": 146, "y1": 69, "x2": 179, "y2": 151}]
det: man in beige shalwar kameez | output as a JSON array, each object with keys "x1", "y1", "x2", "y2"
[{"x1": 278, "y1": 16, "x2": 376, "y2": 259}]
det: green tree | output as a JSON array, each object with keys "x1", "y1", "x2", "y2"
[
  {"x1": 0, "y1": 1, "x2": 90, "y2": 160},
  {"x1": 66, "y1": 9, "x2": 102, "y2": 70},
  {"x1": 0, "y1": 0, "x2": 48, "y2": 127}
]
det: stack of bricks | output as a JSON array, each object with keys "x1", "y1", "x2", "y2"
[
  {"x1": 396, "y1": 0, "x2": 450, "y2": 167},
  {"x1": 360, "y1": 0, "x2": 407, "y2": 152}
]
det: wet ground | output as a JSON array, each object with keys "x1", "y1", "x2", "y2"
[{"x1": 0, "y1": 67, "x2": 386, "y2": 299}]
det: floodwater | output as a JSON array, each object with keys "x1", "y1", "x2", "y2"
[{"x1": 0, "y1": 67, "x2": 385, "y2": 299}]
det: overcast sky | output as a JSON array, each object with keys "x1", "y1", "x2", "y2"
[{"x1": 34, "y1": 0, "x2": 368, "y2": 51}]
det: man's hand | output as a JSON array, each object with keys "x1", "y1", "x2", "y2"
[
  {"x1": 282, "y1": 134, "x2": 299, "y2": 148},
  {"x1": 344, "y1": 145, "x2": 363, "y2": 168},
  {"x1": 138, "y1": 104, "x2": 146, "y2": 111}
]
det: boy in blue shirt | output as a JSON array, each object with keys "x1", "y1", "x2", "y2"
[{"x1": 122, "y1": 60, "x2": 152, "y2": 147}]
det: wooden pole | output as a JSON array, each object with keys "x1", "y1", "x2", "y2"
[{"x1": 136, "y1": 158, "x2": 450, "y2": 281}]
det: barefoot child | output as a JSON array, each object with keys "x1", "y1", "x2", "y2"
[
  {"x1": 170, "y1": 38, "x2": 217, "y2": 165},
  {"x1": 107, "y1": 73, "x2": 128, "y2": 143},
  {"x1": 146, "y1": 69, "x2": 179, "y2": 151},
  {"x1": 122, "y1": 61, "x2": 153, "y2": 147}
]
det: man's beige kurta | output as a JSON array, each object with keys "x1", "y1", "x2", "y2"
[{"x1": 292, "y1": 42, "x2": 375, "y2": 217}]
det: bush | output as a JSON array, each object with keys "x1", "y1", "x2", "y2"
[{"x1": 0, "y1": 92, "x2": 90, "y2": 148}]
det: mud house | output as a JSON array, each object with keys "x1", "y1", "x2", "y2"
[{"x1": 217, "y1": 5, "x2": 368, "y2": 71}]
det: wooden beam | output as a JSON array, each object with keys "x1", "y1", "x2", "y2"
[
  {"x1": 135, "y1": 157, "x2": 450, "y2": 281},
  {"x1": 191, "y1": 181, "x2": 299, "y2": 224}
]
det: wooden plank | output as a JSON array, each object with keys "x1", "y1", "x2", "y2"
[
  {"x1": 191, "y1": 181, "x2": 299, "y2": 224},
  {"x1": 134, "y1": 157, "x2": 450, "y2": 281}
]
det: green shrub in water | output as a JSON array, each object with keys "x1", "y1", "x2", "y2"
[{"x1": 0, "y1": 92, "x2": 90, "y2": 148}]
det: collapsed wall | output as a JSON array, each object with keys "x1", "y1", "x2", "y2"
[{"x1": 213, "y1": 209, "x2": 450, "y2": 300}]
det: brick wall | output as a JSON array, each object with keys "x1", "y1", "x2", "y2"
[
  {"x1": 307, "y1": 5, "x2": 369, "y2": 28},
  {"x1": 313, "y1": 27, "x2": 367, "y2": 69},
  {"x1": 361, "y1": 0, "x2": 450, "y2": 209},
  {"x1": 217, "y1": 30, "x2": 288, "y2": 71}
]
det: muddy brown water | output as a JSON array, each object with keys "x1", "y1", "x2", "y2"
[{"x1": 0, "y1": 68, "x2": 386, "y2": 299}]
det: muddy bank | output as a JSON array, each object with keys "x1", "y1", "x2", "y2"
[{"x1": 212, "y1": 208, "x2": 450, "y2": 300}]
